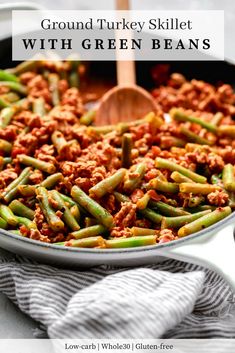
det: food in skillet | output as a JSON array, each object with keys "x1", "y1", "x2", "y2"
[{"x1": 0, "y1": 61, "x2": 235, "y2": 248}]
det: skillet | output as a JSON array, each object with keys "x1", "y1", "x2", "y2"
[{"x1": 0, "y1": 36, "x2": 235, "y2": 290}]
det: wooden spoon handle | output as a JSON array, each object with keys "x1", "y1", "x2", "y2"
[{"x1": 116, "y1": 0, "x2": 136, "y2": 86}]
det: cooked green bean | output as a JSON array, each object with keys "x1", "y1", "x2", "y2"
[
  {"x1": 222, "y1": 164, "x2": 235, "y2": 192},
  {"x1": 62, "y1": 236, "x2": 105, "y2": 248},
  {"x1": 1, "y1": 167, "x2": 31, "y2": 203},
  {"x1": 9, "y1": 200, "x2": 34, "y2": 220},
  {"x1": 211, "y1": 112, "x2": 224, "y2": 126},
  {"x1": 155, "y1": 157, "x2": 207, "y2": 183},
  {"x1": 71, "y1": 186, "x2": 114, "y2": 229},
  {"x1": 121, "y1": 133, "x2": 132, "y2": 168},
  {"x1": 70, "y1": 224, "x2": 106, "y2": 240},
  {"x1": 106, "y1": 235, "x2": 157, "y2": 248},
  {"x1": 48, "y1": 73, "x2": 60, "y2": 106},
  {"x1": 147, "y1": 179, "x2": 179, "y2": 193},
  {"x1": 0, "y1": 70, "x2": 18, "y2": 82},
  {"x1": 9, "y1": 61, "x2": 38, "y2": 75},
  {"x1": 51, "y1": 130, "x2": 67, "y2": 154},
  {"x1": 149, "y1": 200, "x2": 189, "y2": 216},
  {"x1": 0, "y1": 204, "x2": 18, "y2": 226},
  {"x1": 180, "y1": 126, "x2": 213, "y2": 145},
  {"x1": 123, "y1": 163, "x2": 146, "y2": 192},
  {"x1": 113, "y1": 191, "x2": 130, "y2": 203},
  {"x1": 18, "y1": 155, "x2": 56, "y2": 174},
  {"x1": 69, "y1": 60, "x2": 80, "y2": 88},
  {"x1": 16, "y1": 216, "x2": 37, "y2": 229},
  {"x1": 70, "y1": 204, "x2": 81, "y2": 222},
  {"x1": 89, "y1": 169, "x2": 126, "y2": 198},
  {"x1": 130, "y1": 227, "x2": 158, "y2": 236},
  {"x1": 170, "y1": 108, "x2": 217, "y2": 133},
  {"x1": 80, "y1": 110, "x2": 96, "y2": 126},
  {"x1": 0, "y1": 216, "x2": 7, "y2": 229},
  {"x1": 160, "y1": 136, "x2": 186, "y2": 148},
  {"x1": 36, "y1": 187, "x2": 64, "y2": 232},
  {"x1": 87, "y1": 125, "x2": 115, "y2": 135},
  {"x1": 161, "y1": 210, "x2": 211, "y2": 229},
  {"x1": 0, "y1": 81, "x2": 27, "y2": 95},
  {"x1": 171, "y1": 171, "x2": 194, "y2": 183},
  {"x1": 179, "y1": 182, "x2": 222, "y2": 194},
  {"x1": 33, "y1": 97, "x2": 46, "y2": 116},
  {"x1": 50, "y1": 190, "x2": 80, "y2": 231},
  {"x1": 178, "y1": 206, "x2": 231, "y2": 237},
  {"x1": 138, "y1": 208, "x2": 162, "y2": 224},
  {"x1": 0, "y1": 106, "x2": 17, "y2": 128},
  {"x1": 187, "y1": 195, "x2": 205, "y2": 208},
  {"x1": 0, "y1": 139, "x2": 12, "y2": 154},
  {"x1": 218, "y1": 126, "x2": 235, "y2": 138},
  {"x1": 136, "y1": 193, "x2": 151, "y2": 209}
]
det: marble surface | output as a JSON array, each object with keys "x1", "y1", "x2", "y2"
[{"x1": 0, "y1": 0, "x2": 234, "y2": 340}]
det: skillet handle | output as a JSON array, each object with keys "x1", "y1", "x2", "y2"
[{"x1": 161, "y1": 223, "x2": 235, "y2": 292}]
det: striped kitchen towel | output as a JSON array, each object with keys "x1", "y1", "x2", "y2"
[{"x1": 0, "y1": 250, "x2": 235, "y2": 339}]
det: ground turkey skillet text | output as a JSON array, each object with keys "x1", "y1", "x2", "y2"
[{"x1": 0, "y1": 61, "x2": 235, "y2": 248}]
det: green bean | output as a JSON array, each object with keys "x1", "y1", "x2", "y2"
[
  {"x1": 218, "y1": 126, "x2": 235, "y2": 138},
  {"x1": 180, "y1": 126, "x2": 213, "y2": 145},
  {"x1": 130, "y1": 227, "x2": 158, "y2": 236},
  {"x1": 0, "y1": 106, "x2": 17, "y2": 128},
  {"x1": 211, "y1": 112, "x2": 224, "y2": 126},
  {"x1": 16, "y1": 216, "x2": 37, "y2": 229},
  {"x1": 87, "y1": 125, "x2": 115, "y2": 135},
  {"x1": 71, "y1": 186, "x2": 114, "y2": 229},
  {"x1": 0, "y1": 139, "x2": 12, "y2": 154},
  {"x1": 19, "y1": 173, "x2": 64, "y2": 197},
  {"x1": 18, "y1": 155, "x2": 56, "y2": 174},
  {"x1": 0, "y1": 81, "x2": 27, "y2": 95},
  {"x1": 106, "y1": 235, "x2": 157, "y2": 248},
  {"x1": 51, "y1": 130, "x2": 67, "y2": 154},
  {"x1": 0, "y1": 70, "x2": 18, "y2": 82},
  {"x1": 136, "y1": 193, "x2": 151, "y2": 210},
  {"x1": 0, "y1": 98, "x2": 9, "y2": 108},
  {"x1": 123, "y1": 163, "x2": 146, "y2": 193},
  {"x1": 1, "y1": 92, "x2": 20, "y2": 104},
  {"x1": 179, "y1": 182, "x2": 221, "y2": 194},
  {"x1": 147, "y1": 179, "x2": 179, "y2": 193},
  {"x1": 0, "y1": 204, "x2": 18, "y2": 226},
  {"x1": 0, "y1": 216, "x2": 7, "y2": 229},
  {"x1": 170, "y1": 108, "x2": 217, "y2": 133},
  {"x1": 155, "y1": 157, "x2": 207, "y2": 183},
  {"x1": 222, "y1": 164, "x2": 235, "y2": 192},
  {"x1": 50, "y1": 190, "x2": 80, "y2": 231},
  {"x1": 48, "y1": 74, "x2": 60, "y2": 106},
  {"x1": 36, "y1": 187, "x2": 64, "y2": 232},
  {"x1": 1, "y1": 167, "x2": 31, "y2": 203},
  {"x1": 9, "y1": 61, "x2": 38, "y2": 75},
  {"x1": 9, "y1": 200, "x2": 34, "y2": 220},
  {"x1": 149, "y1": 200, "x2": 189, "y2": 216},
  {"x1": 161, "y1": 210, "x2": 211, "y2": 229},
  {"x1": 171, "y1": 171, "x2": 194, "y2": 183},
  {"x1": 33, "y1": 97, "x2": 46, "y2": 116},
  {"x1": 113, "y1": 191, "x2": 130, "y2": 203},
  {"x1": 178, "y1": 206, "x2": 231, "y2": 237},
  {"x1": 160, "y1": 136, "x2": 186, "y2": 149},
  {"x1": 183, "y1": 205, "x2": 216, "y2": 213},
  {"x1": 70, "y1": 224, "x2": 106, "y2": 240},
  {"x1": 69, "y1": 60, "x2": 80, "y2": 88},
  {"x1": 89, "y1": 169, "x2": 126, "y2": 198},
  {"x1": 80, "y1": 110, "x2": 96, "y2": 126},
  {"x1": 62, "y1": 236, "x2": 105, "y2": 248},
  {"x1": 138, "y1": 208, "x2": 162, "y2": 224},
  {"x1": 18, "y1": 185, "x2": 36, "y2": 197},
  {"x1": 121, "y1": 133, "x2": 132, "y2": 168},
  {"x1": 70, "y1": 204, "x2": 80, "y2": 222}
]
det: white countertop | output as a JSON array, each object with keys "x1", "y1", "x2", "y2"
[{"x1": 0, "y1": 0, "x2": 234, "y2": 339}]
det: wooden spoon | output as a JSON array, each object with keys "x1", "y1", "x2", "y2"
[{"x1": 95, "y1": 0, "x2": 157, "y2": 125}]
